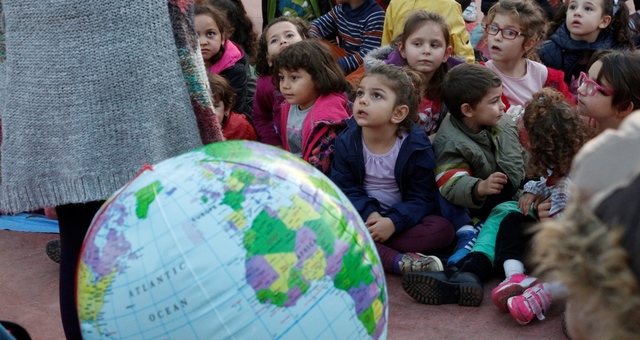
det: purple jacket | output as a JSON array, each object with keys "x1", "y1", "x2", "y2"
[{"x1": 252, "y1": 75, "x2": 285, "y2": 146}]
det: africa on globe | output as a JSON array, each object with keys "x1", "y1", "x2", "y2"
[{"x1": 77, "y1": 140, "x2": 388, "y2": 339}]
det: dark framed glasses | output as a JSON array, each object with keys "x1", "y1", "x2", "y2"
[
  {"x1": 484, "y1": 24, "x2": 526, "y2": 40},
  {"x1": 578, "y1": 72, "x2": 614, "y2": 96}
]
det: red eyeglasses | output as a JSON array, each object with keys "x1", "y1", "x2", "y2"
[{"x1": 578, "y1": 72, "x2": 614, "y2": 96}]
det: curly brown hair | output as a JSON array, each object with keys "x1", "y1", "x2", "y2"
[
  {"x1": 523, "y1": 88, "x2": 592, "y2": 178},
  {"x1": 361, "y1": 64, "x2": 426, "y2": 135}
]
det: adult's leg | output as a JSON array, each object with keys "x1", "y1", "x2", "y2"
[{"x1": 57, "y1": 201, "x2": 104, "y2": 340}]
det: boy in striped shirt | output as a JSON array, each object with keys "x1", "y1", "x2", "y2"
[{"x1": 309, "y1": 0, "x2": 385, "y2": 75}]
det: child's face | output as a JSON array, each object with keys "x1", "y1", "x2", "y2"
[
  {"x1": 266, "y1": 22, "x2": 304, "y2": 58},
  {"x1": 398, "y1": 22, "x2": 451, "y2": 79},
  {"x1": 487, "y1": 14, "x2": 530, "y2": 62},
  {"x1": 195, "y1": 14, "x2": 224, "y2": 62},
  {"x1": 566, "y1": 0, "x2": 612, "y2": 43},
  {"x1": 353, "y1": 75, "x2": 405, "y2": 128},
  {"x1": 577, "y1": 60, "x2": 617, "y2": 124},
  {"x1": 278, "y1": 68, "x2": 319, "y2": 110},
  {"x1": 212, "y1": 97, "x2": 230, "y2": 127},
  {"x1": 464, "y1": 86, "x2": 505, "y2": 132}
]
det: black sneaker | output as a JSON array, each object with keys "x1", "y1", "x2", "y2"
[
  {"x1": 46, "y1": 239, "x2": 61, "y2": 264},
  {"x1": 402, "y1": 269, "x2": 483, "y2": 306}
]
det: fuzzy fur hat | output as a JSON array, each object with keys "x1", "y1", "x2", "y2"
[{"x1": 533, "y1": 111, "x2": 640, "y2": 339}]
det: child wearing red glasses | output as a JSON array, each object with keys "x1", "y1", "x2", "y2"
[
  {"x1": 482, "y1": 0, "x2": 574, "y2": 148},
  {"x1": 577, "y1": 50, "x2": 640, "y2": 133}
]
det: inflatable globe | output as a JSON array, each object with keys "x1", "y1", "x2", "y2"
[{"x1": 77, "y1": 140, "x2": 388, "y2": 339}]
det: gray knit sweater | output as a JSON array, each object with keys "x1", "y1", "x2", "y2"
[{"x1": 0, "y1": 0, "x2": 215, "y2": 213}]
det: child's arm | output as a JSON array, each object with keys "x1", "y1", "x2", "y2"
[
  {"x1": 548, "y1": 177, "x2": 570, "y2": 219},
  {"x1": 435, "y1": 142, "x2": 496, "y2": 209},
  {"x1": 252, "y1": 76, "x2": 282, "y2": 147},
  {"x1": 331, "y1": 132, "x2": 382, "y2": 220},
  {"x1": 336, "y1": 12, "x2": 385, "y2": 74},
  {"x1": 309, "y1": 10, "x2": 338, "y2": 41},
  {"x1": 519, "y1": 178, "x2": 549, "y2": 215}
]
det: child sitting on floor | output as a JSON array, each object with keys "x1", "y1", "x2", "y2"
[
  {"x1": 402, "y1": 64, "x2": 528, "y2": 306},
  {"x1": 331, "y1": 64, "x2": 456, "y2": 275}
]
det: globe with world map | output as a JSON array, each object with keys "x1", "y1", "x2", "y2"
[{"x1": 77, "y1": 140, "x2": 388, "y2": 339}]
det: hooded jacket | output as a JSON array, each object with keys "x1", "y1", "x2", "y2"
[
  {"x1": 278, "y1": 92, "x2": 351, "y2": 175},
  {"x1": 538, "y1": 23, "x2": 627, "y2": 90},
  {"x1": 209, "y1": 40, "x2": 253, "y2": 118}
]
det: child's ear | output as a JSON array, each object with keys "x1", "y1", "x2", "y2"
[
  {"x1": 461, "y1": 103, "x2": 474, "y2": 118},
  {"x1": 523, "y1": 38, "x2": 538, "y2": 53},
  {"x1": 398, "y1": 42, "x2": 407, "y2": 59},
  {"x1": 616, "y1": 101, "x2": 635, "y2": 119},
  {"x1": 442, "y1": 46, "x2": 453, "y2": 62},
  {"x1": 598, "y1": 15, "x2": 612, "y2": 29},
  {"x1": 391, "y1": 105, "x2": 409, "y2": 123}
]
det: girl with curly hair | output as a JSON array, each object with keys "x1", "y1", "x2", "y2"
[{"x1": 487, "y1": 87, "x2": 592, "y2": 324}]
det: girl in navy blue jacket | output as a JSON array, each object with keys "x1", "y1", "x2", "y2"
[{"x1": 331, "y1": 64, "x2": 466, "y2": 275}]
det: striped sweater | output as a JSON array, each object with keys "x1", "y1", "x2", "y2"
[{"x1": 310, "y1": 0, "x2": 384, "y2": 73}]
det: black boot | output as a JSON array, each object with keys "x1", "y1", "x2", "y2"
[{"x1": 402, "y1": 268, "x2": 483, "y2": 306}]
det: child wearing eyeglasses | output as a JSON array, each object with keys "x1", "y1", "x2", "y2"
[
  {"x1": 483, "y1": 0, "x2": 574, "y2": 126},
  {"x1": 483, "y1": 0, "x2": 575, "y2": 148},
  {"x1": 577, "y1": 49, "x2": 640, "y2": 133}
]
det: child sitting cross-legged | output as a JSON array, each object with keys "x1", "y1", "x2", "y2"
[
  {"x1": 331, "y1": 64, "x2": 462, "y2": 275},
  {"x1": 402, "y1": 63, "x2": 528, "y2": 306}
]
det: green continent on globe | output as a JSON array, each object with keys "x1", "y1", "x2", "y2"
[
  {"x1": 244, "y1": 191, "x2": 381, "y2": 336},
  {"x1": 222, "y1": 169, "x2": 255, "y2": 210},
  {"x1": 135, "y1": 180, "x2": 163, "y2": 219}
]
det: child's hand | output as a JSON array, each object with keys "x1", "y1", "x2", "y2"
[
  {"x1": 366, "y1": 215, "x2": 395, "y2": 243},
  {"x1": 518, "y1": 192, "x2": 539, "y2": 216},
  {"x1": 366, "y1": 211, "x2": 382, "y2": 224},
  {"x1": 536, "y1": 197, "x2": 552, "y2": 222},
  {"x1": 477, "y1": 172, "x2": 508, "y2": 197}
]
